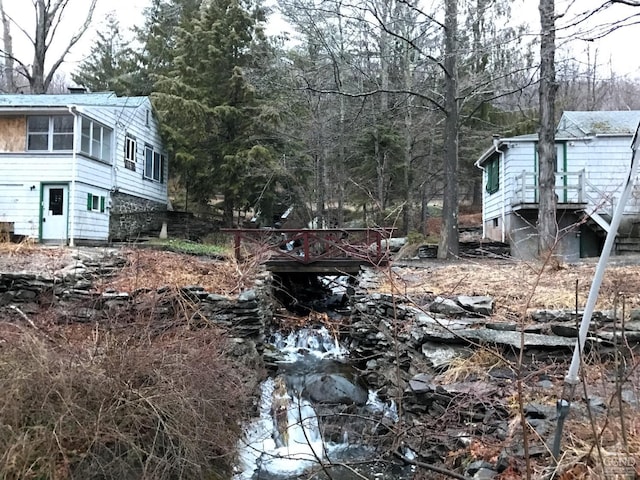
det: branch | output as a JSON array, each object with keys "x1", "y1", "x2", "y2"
[
  {"x1": 44, "y1": 0, "x2": 97, "y2": 88},
  {"x1": 304, "y1": 84, "x2": 446, "y2": 114},
  {"x1": 0, "y1": 48, "x2": 33, "y2": 82},
  {"x1": 367, "y1": 2, "x2": 449, "y2": 77},
  {"x1": 2, "y1": 6, "x2": 36, "y2": 46},
  {"x1": 393, "y1": 451, "x2": 472, "y2": 480},
  {"x1": 396, "y1": 0, "x2": 446, "y2": 30},
  {"x1": 45, "y1": 0, "x2": 74, "y2": 50}
]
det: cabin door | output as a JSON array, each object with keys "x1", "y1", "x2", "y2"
[
  {"x1": 41, "y1": 184, "x2": 68, "y2": 242},
  {"x1": 555, "y1": 143, "x2": 568, "y2": 203}
]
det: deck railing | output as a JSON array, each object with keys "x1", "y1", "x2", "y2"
[
  {"x1": 512, "y1": 169, "x2": 615, "y2": 216},
  {"x1": 222, "y1": 228, "x2": 393, "y2": 265},
  {"x1": 513, "y1": 170, "x2": 587, "y2": 205}
]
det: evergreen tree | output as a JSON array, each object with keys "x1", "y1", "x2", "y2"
[
  {"x1": 131, "y1": 0, "x2": 203, "y2": 96},
  {"x1": 153, "y1": 0, "x2": 280, "y2": 226},
  {"x1": 72, "y1": 15, "x2": 132, "y2": 94}
]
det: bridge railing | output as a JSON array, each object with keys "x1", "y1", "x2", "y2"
[{"x1": 222, "y1": 228, "x2": 393, "y2": 265}]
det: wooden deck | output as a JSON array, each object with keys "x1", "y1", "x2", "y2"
[{"x1": 222, "y1": 228, "x2": 392, "y2": 274}]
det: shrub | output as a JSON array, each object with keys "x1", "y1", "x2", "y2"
[{"x1": 0, "y1": 326, "x2": 250, "y2": 479}]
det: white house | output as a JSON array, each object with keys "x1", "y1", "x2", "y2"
[
  {"x1": 0, "y1": 91, "x2": 168, "y2": 245},
  {"x1": 476, "y1": 111, "x2": 640, "y2": 260}
]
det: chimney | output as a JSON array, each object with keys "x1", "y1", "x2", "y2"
[{"x1": 67, "y1": 86, "x2": 87, "y2": 94}]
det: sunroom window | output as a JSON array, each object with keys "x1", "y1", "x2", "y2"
[
  {"x1": 80, "y1": 117, "x2": 112, "y2": 163},
  {"x1": 27, "y1": 115, "x2": 73, "y2": 151}
]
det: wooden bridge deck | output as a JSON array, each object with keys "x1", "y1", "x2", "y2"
[{"x1": 222, "y1": 228, "x2": 391, "y2": 274}]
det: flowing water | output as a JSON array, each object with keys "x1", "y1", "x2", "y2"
[{"x1": 234, "y1": 327, "x2": 412, "y2": 480}]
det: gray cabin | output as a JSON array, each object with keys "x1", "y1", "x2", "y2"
[{"x1": 475, "y1": 110, "x2": 640, "y2": 260}]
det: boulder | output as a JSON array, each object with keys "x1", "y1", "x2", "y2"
[
  {"x1": 456, "y1": 295, "x2": 494, "y2": 316},
  {"x1": 303, "y1": 373, "x2": 368, "y2": 405},
  {"x1": 429, "y1": 296, "x2": 467, "y2": 316}
]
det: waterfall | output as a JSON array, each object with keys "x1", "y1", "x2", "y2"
[
  {"x1": 234, "y1": 327, "x2": 398, "y2": 480},
  {"x1": 270, "y1": 326, "x2": 347, "y2": 362}
]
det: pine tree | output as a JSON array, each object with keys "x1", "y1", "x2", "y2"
[
  {"x1": 72, "y1": 15, "x2": 132, "y2": 94},
  {"x1": 153, "y1": 0, "x2": 280, "y2": 226}
]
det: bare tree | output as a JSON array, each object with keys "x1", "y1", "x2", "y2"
[
  {"x1": 0, "y1": 0, "x2": 98, "y2": 93},
  {"x1": 438, "y1": 0, "x2": 459, "y2": 259},
  {"x1": 537, "y1": 0, "x2": 558, "y2": 254},
  {"x1": 0, "y1": 0, "x2": 14, "y2": 92}
]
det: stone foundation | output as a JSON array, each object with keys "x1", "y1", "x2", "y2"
[{"x1": 109, "y1": 192, "x2": 167, "y2": 241}]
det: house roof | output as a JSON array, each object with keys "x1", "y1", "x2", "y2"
[
  {"x1": 476, "y1": 111, "x2": 640, "y2": 167},
  {"x1": 0, "y1": 92, "x2": 147, "y2": 109},
  {"x1": 557, "y1": 111, "x2": 640, "y2": 137}
]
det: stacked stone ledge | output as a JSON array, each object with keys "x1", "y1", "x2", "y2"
[{"x1": 0, "y1": 266, "x2": 269, "y2": 347}]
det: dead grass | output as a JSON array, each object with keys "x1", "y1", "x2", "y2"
[
  {"x1": 99, "y1": 248, "x2": 231, "y2": 292},
  {"x1": 386, "y1": 259, "x2": 640, "y2": 320},
  {"x1": 0, "y1": 245, "x2": 263, "y2": 478},
  {"x1": 441, "y1": 347, "x2": 510, "y2": 383},
  {"x1": 0, "y1": 236, "x2": 38, "y2": 255}
]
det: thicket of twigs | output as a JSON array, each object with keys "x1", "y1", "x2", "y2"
[{"x1": 0, "y1": 323, "x2": 251, "y2": 479}]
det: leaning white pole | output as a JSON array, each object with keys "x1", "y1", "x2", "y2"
[
  {"x1": 565, "y1": 122, "x2": 640, "y2": 385},
  {"x1": 552, "y1": 122, "x2": 640, "y2": 463}
]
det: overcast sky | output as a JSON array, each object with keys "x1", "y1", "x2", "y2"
[{"x1": 3, "y1": 0, "x2": 640, "y2": 81}]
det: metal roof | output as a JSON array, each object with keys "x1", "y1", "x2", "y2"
[
  {"x1": 557, "y1": 111, "x2": 640, "y2": 137},
  {"x1": 0, "y1": 92, "x2": 147, "y2": 109},
  {"x1": 476, "y1": 111, "x2": 640, "y2": 167}
]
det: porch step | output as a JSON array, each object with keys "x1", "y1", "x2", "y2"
[{"x1": 615, "y1": 237, "x2": 640, "y2": 255}]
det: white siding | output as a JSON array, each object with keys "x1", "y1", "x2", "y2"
[
  {"x1": 565, "y1": 136, "x2": 637, "y2": 214},
  {"x1": 0, "y1": 155, "x2": 73, "y2": 238},
  {"x1": 0, "y1": 183, "x2": 40, "y2": 237},
  {"x1": 76, "y1": 100, "x2": 168, "y2": 204},
  {"x1": 73, "y1": 185, "x2": 110, "y2": 241},
  {"x1": 483, "y1": 141, "x2": 536, "y2": 223},
  {"x1": 0, "y1": 154, "x2": 74, "y2": 182},
  {"x1": 0, "y1": 98, "x2": 168, "y2": 242}
]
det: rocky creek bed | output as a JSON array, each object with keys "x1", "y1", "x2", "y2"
[{"x1": 1, "y1": 246, "x2": 640, "y2": 479}]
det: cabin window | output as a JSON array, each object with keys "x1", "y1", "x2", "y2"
[
  {"x1": 86, "y1": 193, "x2": 105, "y2": 213},
  {"x1": 27, "y1": 115, "x2": 74, "y2": 151},
  {"x1": 80, "y1": 117, "x2": 112, "y2": 163},
  {"x1": 486, "y1": 157, "x2": 499, "y2": 194},
  {"x1": 144, "y1": 144, "x2": 165, "y2": 183},
  {"x1": 124, "y1": 135, "x2": 136, "y2": 171}
]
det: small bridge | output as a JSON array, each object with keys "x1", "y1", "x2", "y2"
[{"x1": 223, "y1": 228, "x2": 392, "y2": 274}]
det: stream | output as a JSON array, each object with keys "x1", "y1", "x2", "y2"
[{"x1": 233, "y1": 276, "x2": 414, "y2": 480}]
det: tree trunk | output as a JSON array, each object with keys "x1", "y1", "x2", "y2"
[
  {"x1": 223, "y1": 195, "x2": 234, "y2": 227},
  {"x1": 27, "y1": 0, "x2": 97, "y2": 93},
  {"x1": 537, "y1": 0, "x2": 558, "y2": 254},
  {"x1": 402, "y1": 33, "x2": 414, "y2": 235},
  {"x1": 0, "y1": 0, "x2": 14, "y2": 92},
  {"x1": 471, "y1": 176, "x2": 482, "y2": 208},
  {"x1": 31, "y1": 0, "x2": 47, "y2": 93},
  {"x1": 438, "y1": 0, "x2": 459, "y2": 259},
  {"x1": 376, "y1": 8, "x2": 390, "y2": 219},
  {"x1": 421, "y1": 183, "x2": 430, "y2": 236},
  {"x1": 315, "y1": 151, "x2": 325, "y2": 227}
]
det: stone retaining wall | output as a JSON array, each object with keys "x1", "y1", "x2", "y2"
[
  {"x1": 0, "y1": 264, "x2": 269, "y2": 349},
  {"x1": 349, "y1": 291, "x2": 639, "y2": 397}
]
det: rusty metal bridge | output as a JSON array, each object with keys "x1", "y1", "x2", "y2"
[{"x1": 223, "y1": 228, "x2": 392, "y2": 274}]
